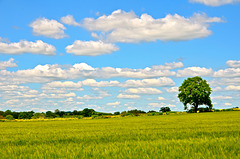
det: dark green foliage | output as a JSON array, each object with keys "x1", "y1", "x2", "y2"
[
  {"x1": 18, "y1": 111, "x2": 34, "y2": 119},
  {"x1": 82, "y1": 108, "x2": 95, "y2": 117},
  {"x1": 114, "y1": 112, "x2": 120, "y2": 115},
  {"x1": 160, "y1": 107, "x2": 171, "y2": 112},
  {"x1": 178, "y1": 76, "x2": 212, "y2": 113},
  {"x1": 46, "y1": 111, "x2": 55, "y2": 118},
  {"x1": 5, "y1": 115, "x2": 14, "y2": 120},
  {"x1": 127, "y1": 109, "x2": 146, "y2": 116},
  {"x1": 148, "y1": 110, "x2": 156, "y2": 113}
]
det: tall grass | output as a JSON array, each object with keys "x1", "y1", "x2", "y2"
[{"x1": 0, "y1": 111, "x2": 239, "y2": 158}]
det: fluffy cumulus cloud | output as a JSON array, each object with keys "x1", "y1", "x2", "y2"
[
  {"x1": 165, "y1": 87, "x2": 179, "y2": 93},
  {"x1": 65, "y1": 40, "x2": 119, "y2": 56},
  {"x1": 43, "y1": 81, "x2": 82, "y2": 89},
  {"x1": 106, "y1": 101, "x2": 120, "y2": 106},
  {"x1": 82, "y1": 79, "x2": 120, "y2": 87},
  {"x1": 29, "y1": 18, "x2": 67, "y2": 39},
  {"x1": 226, "y1": 60, "x2": 240, "y2": 68},
  {"x1": 210, "y1": 78, "x2": 240, "y2": 86},
  {"x1": 0, "y1": 40, "x2": 56, "y2": 55},
  {"x1": 189, "y1": 0, "x2": 240, "y2": 6},
  {"x1": 124, "y1": 88, "x2": 162, "y2": 94},
  {"x1": 61, "y1": 15, "x2": 81, "y2": 26},
  {"x1": 117, "y1": 94, "x2": 140, "y2": 99},
  {"x1": 152, "y1": 62, "x2": 184, "y2": 70},
  {"x1": 176, "y1": 67, "x2": 213, "y2": 77},
  {"x1": 225, "y1": 85, "x2": 240, "y2": 91},
  {"x1": 0, "y1": 58, "x2": 17, "y2": 70},
  {"x1": 122, "y1": 77, "x2": 175, "y2": 87},
  {"x1": 81, "y1": 10, "x2": 222, "y2": 43},
  {"x1": 213, "y1": 68, "x2": 240, "y2": 77},
  {"x1": 0, "y1": 62, "x2": 178, "y2": 84},
  {"x1": 212, "y1": 96, "x2": 232, "y2": 99}
]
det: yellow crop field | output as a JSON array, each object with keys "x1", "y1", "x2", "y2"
[{"x1": 0, "y1": 111, "x2": 239, "y2": 159}]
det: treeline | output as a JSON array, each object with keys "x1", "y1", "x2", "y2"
[{"x1": 0, "y1": 107, "x2": 172, "y2": 120}]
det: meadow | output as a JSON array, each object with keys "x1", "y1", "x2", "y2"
[{"x1": 0, "y1": 111, "x2": 239, "y2": 159}]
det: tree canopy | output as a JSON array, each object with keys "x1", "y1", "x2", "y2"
[{"x1": 178, "y1": 76, "x2": 212, "y2": 113}]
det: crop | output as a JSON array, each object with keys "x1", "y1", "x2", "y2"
[{"x1": 0, "y1": 111, "x2": 239, "y2": 159}]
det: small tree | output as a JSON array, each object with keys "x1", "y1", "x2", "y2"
[
  {"x1": 178, "y1": 76, "x2": 212, "y2": 113},
  {"x1": 5, "y1": 115, "x2": 14, "y2": 120},
  {"x1": 160, "y1": 107, "x2": 171, "y2": 112}
]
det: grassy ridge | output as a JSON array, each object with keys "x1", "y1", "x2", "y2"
[{"x1": 0, "y1": 111, "x2": 239, "y2": 158}]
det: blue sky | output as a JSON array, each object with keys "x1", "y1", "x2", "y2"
[{"x1": 0, "y1": 0, "x2": 240, "y2": 112}]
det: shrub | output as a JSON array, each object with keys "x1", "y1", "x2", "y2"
[{"x1": 5, "y1": 115, "x2": 14, "y2": 120}]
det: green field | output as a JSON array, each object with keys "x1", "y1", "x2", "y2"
[{"x1": 0, "y1": 111, "x2": 239, "y2": 159}]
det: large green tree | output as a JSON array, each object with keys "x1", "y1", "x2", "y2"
[{"x1": 178, "y1": 76, "x2": 212, "y2": 113}]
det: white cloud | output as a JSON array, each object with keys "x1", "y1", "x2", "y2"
[
  {"x1": 0, "y1": 62, "x2": 177, "y2": 84},
  {"x1": 61, "y1": 15, "x2": 80, "y2": 26},
  {"x1": 210, "y1": 78, "x2": 240, "y2": 86},
  {"x1": 82, "y1": 79, "x2": 120, "y2": 87},
  {"x1": 43, "y1": 81, "x2": 82, "y2": 88},
  {"x1": 225, "y1": 85, "x2": 240, "y2": 91},
  {"x1": 0, "y1": 40, "x2": 56, "y2": 55},
  {"x1": 124, "y1": 88, "x2": 162, "y2": 94},
  {"x1": 157, "y1": 97, "x2": 165, "y2": 100},
  {"x1": 29, "y1": 18, "x2": 67, "y2": 39},
  {"x1": 66, "y1": 40, "x2": 119, "y2": 56},
  {"x1": 0, "y1": 58, "x2": 17, "y2": 70},
  {"x1": 39, "y1": 92, "x2": 76, "y2": 99},
  {"x1": 82, "y1": 10, "x2": 222, "y2": 43},
  {"x1": 212, "y1": 96, "x2": 232, "y2": 99},
  {"x1": 176, "y1": 67, "x2": 213, "y2": 77},
  {"x1": 152, "y1": 62, "x2": 184, "y2": 70},
  {"x1": 106, "y1": 101, "x2": 120, "y2": 106},
  {"x1": 77, "y1": 95, "x2": 103, "y2": 100},
  {"x1": 122, "y1": 77, "x2": 175, "y2": 87},
  {"x1": 165, "y1": 87, "x2": 179, "y2": 93},
  {"x1": 224, "y1": 103, "x2": 232, "y2": 106},
  {"x1": 213, "y1": 68, "x2": 240, "y2": 77},
  {"x1": 212, "y1": 87, "x2": 223, "y2": 91},
  {"x1": 226, "y1": 60, "x2": 240, "y2": 68},
  {"x1": 190, "y1": 0, "x2": 240, "y2": 6},
  {"x1": 117, "y1": 94, "x2": 140, "y2": 99}
]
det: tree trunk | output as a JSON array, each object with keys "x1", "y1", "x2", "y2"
[{"x1": 194, "y1": 104, "x2": 198, "y2": 113}]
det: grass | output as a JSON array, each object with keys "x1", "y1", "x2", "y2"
[{"x1": 0, "y1": 111, "x2": 239, "y2": 159}]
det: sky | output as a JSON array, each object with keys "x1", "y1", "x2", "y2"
[{"x1": 0, "y1": 0, "x2": 240, "y2": 113}]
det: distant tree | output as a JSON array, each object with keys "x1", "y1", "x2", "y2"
[
  {"x1": 32, "y1": 113, "x2": 46, "y2": 119},
  {"x1": 160, "y1": 107, "x2": 171, "y2": 112},
  {"x1": 114, "y1": 111, "x2": 120, "y2": 115},
  {"x1": 178, "y1": 76, "x2": 212, "y2": 113},
  {"x1": 148, "y1": 110, "x2": 156, "y2": 113},
  {"x1": 5, "y1": 115, "x2": 14, "y2": 120},
  {"x1": 73, "y1": 110, "x2": 78, "y2": 115},
  {"x1": 82, "y1": 108, "x2": 95, "y2": 117},
  {"x1": 18, "y1": 111, "x2": 34, "y2": 119},
  {"x1": 4, "y1": 110, "x2": 12, "y2": 116},
  {"x1": 46, "y1": 111, "x2": 55, "y2": 118},
  {"x1": 0, "y1": 111, "x2": 4, "y2": 116}
]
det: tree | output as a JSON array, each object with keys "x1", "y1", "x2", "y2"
[
  {"x1": 82, "y1": 108, "x2": 95, "y2": 117},
  {"x1": 5, "y1": 115, "x2": 14, "y2": 120},
  {"x1": 178, "y1": 76, "x2": 212, "y2": 113},
  {"x1": 160, "y1": 107, "x2": 171, "y2": 112}
]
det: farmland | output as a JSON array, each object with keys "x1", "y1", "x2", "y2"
[{"x1": 0, "y1": 111, "x2": 239, "y2": 159}]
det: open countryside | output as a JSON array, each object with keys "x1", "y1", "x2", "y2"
[
  {"x1": 1, "y1": 111, "x2": 239, "y2": 159},
  {"x1": 1, "y1": 0, "x2": 240, "y2": 158}
]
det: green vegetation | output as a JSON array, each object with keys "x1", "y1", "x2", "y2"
[
  {"x1": 160, "y1": 106, "x2": 171, "y2": 112},
  {"x1": 178, "y1": 76, "x2": 213, "y2": 113},
  {"x1": 0, "y1": 111, "x2": 239, "y2": 159}
]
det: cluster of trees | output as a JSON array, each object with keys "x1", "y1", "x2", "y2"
[
  {"x1": 0, "y1": 76, "x2": 217, "y2": 120},
  {"x1": 0, "y1": 107, "x2": 172, "y2": 120}
]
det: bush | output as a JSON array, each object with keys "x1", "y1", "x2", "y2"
[{"x1": 5, "y1": 115, "x2": 14, "y2": 120}]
